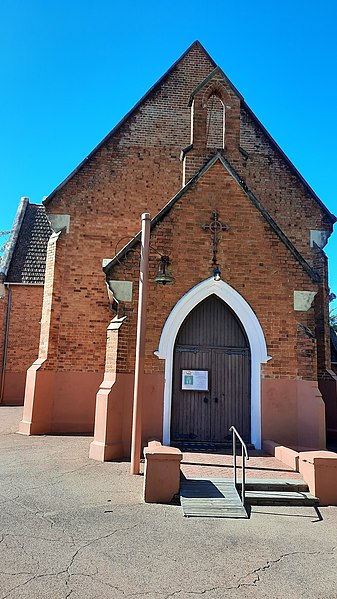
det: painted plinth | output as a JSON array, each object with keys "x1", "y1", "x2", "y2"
[
  {"x1": 89, "y1": 374, "x2": 124, "y2": 462},
  {"x1": 18, "y1": 359, "x2": 54, "y2": 435},
  {"x1": 143, "y1": 441, "x2": 182, "y2": 503},
  {"x1": 90, "y1": 373, "x2": 165, "y2": 460},
  {"x1": 299, "y1": 451, "x2": 337, "y2": 506}
]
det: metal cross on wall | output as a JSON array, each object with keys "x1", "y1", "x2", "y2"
[{"x1": 202, "y1": 210, "x2": 228, "y2": 265}]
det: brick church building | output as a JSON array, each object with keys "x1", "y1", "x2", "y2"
[{"x1": 3, "y1": 41, "x2": 337, "y2": 458}]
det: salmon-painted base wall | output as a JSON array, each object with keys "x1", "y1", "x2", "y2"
[
  {"x1": 90, "y1": 375, "x2": 326, "y2": 460},
  {"x1": 19, "y1": 362, "x2": 326, "y2": 455},
  {"x1": 19, "y1": 363, "x2": 103, "y2": 435},
  {"x1": 262, "y1": 379, "x2": 326, "y2": 449},
  {"x1": 2, "y1": 373, "x2": 27, "y2": 405},
  {"x1": 319, "y1": 371, "x2": 337, "y2": 440}
]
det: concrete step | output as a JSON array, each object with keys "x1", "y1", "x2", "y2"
[
  {"x1": 245, "y1": 489, "x2": 319, "y2": 506},
  {"x1": 237, "y1": 478, "x2": 309, "y2": 493}
]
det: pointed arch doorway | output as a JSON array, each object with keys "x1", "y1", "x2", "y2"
[
  {"x1": 155, "y1": 278, "x2": 270, "y2": 449},
  {"x1": 171, "y1": 294, "x2": 250, "y2": 445}
]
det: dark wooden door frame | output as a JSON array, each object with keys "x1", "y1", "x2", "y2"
[
  {"x1": 156, "y1": 278, "x2": 269, "y2": 449},
  {"x1": 171, "y1": 295, "x2": 251, "y2": 444}
]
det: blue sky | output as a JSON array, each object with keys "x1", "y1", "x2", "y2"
[{"x1": 1, "y1": 0, "x2": 336, "y2": 301}]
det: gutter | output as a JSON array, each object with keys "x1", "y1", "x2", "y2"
[{"x1": 0, "y1": 283, "x2": 11, "y2": 404}]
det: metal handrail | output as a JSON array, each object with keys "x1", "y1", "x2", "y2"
[{"x1": 229, "y1": 426, "x2": 249, "y2": 506}]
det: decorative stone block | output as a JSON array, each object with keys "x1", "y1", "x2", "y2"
[
  {"x1": 143, "y1": 442, "x2": 182, "y2": 503},
  {"x1": 299, "y1": 451, "x2": 337, "y2": 506}
]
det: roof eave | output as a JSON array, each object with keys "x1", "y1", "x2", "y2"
[
  {"x1": 104, "y1": 152, "x2": 320, "y2": 284},
  {"x1": 242, "y1": 102, "x2": 337, "y2": 225}
]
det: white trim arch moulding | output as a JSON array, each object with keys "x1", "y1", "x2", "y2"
[{"x1": 155, "y1": 278, "x2": 271, "y2": 450}]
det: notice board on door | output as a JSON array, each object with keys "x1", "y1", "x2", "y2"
[{"x1": 181, "y1": 369, "x2": 209, "y2": 391}]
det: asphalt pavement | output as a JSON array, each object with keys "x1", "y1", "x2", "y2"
[{"x1": 0, "y1": 406, "x2": 336, "y2": 599}]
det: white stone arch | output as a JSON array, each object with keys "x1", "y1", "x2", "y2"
[{"x1": 155, "y1": 278, "x2": 270, "y2": 449}]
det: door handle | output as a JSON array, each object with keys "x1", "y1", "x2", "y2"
[
  {"x1": 214, "y1": 397, "x2": 219, "y2": 403},
  {"x1": 203, "y1": 396, "x2": 208, "y2": 403}
]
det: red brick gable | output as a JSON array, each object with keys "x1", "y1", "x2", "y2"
[
  {"x1": 108, "y1": 159, "x2": 318, "y2": 381},
  {"x1": 104, "y1": 152, "x2": 319, "y2": 284}
]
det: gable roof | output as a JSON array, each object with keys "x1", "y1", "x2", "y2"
[
  {"x1": 44, "y1": 41, "x2": 215, "y2": 205},
  {"x1": 104, "y1": 152, "x2": 320, "y2": 284},
  {"x1": 42, "y1": 41, "x2": 335, "y2": 224},
  {"x1": 241, "y1": 103, "x2": 336, "y2": 224},
  {"x1": 0, "y1": 198, "x2": 52, "y2": 284}
]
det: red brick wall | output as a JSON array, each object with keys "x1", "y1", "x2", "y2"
[
  {"x1": 238, "y1": 108, "x2": 332, "y2": 261},
  {"x1": 39, "y1": 43, "x2": 331, "y2": 382},
  {"x1": 40, "y1": 45, "x2": 216, "y2": 373},
  {"x1": 0, "y1": 290, "x2": 8, "y2": 393},
  {"x1": 110, "y1": 160, "x2": 318, "y2": 381},
  {"x1": 5, "y1": 285, "x2": 43, "y2": 372}
]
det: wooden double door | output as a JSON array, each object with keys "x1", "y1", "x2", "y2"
[{"x1": 171, "y1": 295, "x2": 251, "y2": 444}]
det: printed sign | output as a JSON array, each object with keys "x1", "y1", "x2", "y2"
[{"x1": 182, "y1": 369, "x2": 208, "y2": 391}]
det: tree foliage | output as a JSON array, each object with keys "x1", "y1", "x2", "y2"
[
  {"x1": 330, "y1": 308, "x2": 337, "y2": 332},
  {"x1": 0, "y1": 231, "x2": 10, "y2": 266}
]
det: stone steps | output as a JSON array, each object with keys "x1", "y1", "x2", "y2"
[
  {"x1": 245, "y1": 489, "x2": 319, "y2": 506},
  {"x1": 238, "y1": 478, "x2": 309, "y2": 493}
]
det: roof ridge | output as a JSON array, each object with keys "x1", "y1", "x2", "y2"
[{"x1": 104, "y1": 153, "x2": 319, "y2": 283}]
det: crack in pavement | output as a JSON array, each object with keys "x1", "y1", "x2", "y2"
[
  {"x1": 1, "y1": 575, "x2": 37, "y2": 599},
  {"x1": 236, "y1": 546, "x2": 337, "y2": 589},
  {"x1": 1, "y1": 534, "x2": 335, "y2": 598},
  {"x1": 152, "y1": 546, "x2": 337, "y2": 598},
  {"x1": 24, "y1": 462, "x2": 96, "y2": 491},
  {"x1": 1, "y1": 532, "x2": 74, "y2": 544}
]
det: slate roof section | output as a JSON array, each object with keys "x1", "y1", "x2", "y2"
[
  {"x1": 5, "y1": 203, "x2": 52, "y2": 284},
  {"x1": 103, "y1": 152, "x2": 320, "y2": 284}
]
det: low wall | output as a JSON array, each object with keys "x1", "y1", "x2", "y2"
[{"x1": 299, "y1": 451, "x2": 337, "y2": 506}]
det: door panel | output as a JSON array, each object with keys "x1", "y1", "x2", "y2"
[
  {"x1": 171, "y1": 349, "x2": 211, "y2": 441},
  {"x1": 211, "y1": 349, "x2": 250, "y2": 443},
  {"x1": 171, "y1": 295, "x2": 251, "y2": 444}
]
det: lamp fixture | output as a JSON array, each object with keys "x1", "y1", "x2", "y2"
[
  {"x1": 154, "y1": 255, "x2": 175, "y2": 285},
  {"x1": 213, "y1": 265, "x2": 221, "y2": 281}
]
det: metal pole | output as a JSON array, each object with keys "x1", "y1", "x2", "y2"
[
  {"x1": 130, "y1": 213, "x2": 151, "y2": 475},
  {"x1": 242, "y1": 447, "x2": 245, "y2": 505},
  {"x1": 232, "y1": 428, "x2": 237, "y2": 489}
]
